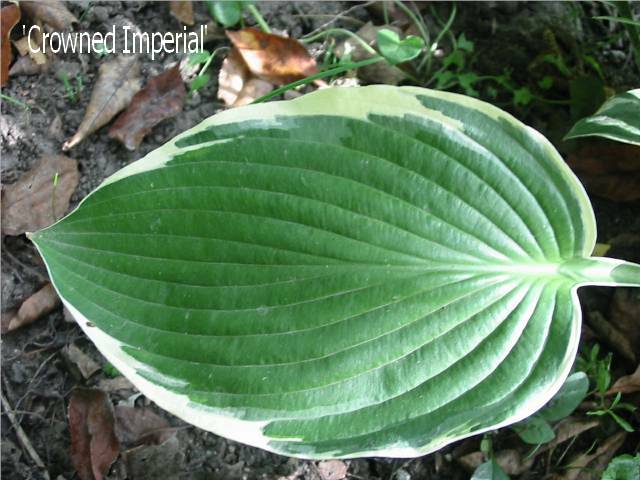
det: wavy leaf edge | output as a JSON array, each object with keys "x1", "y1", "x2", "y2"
[{"x1": 30, "y1": 85, "x2": 640, "y2": 459}]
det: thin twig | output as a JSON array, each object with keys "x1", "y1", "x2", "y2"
[
  {"x1": 14, "y1": 350, "x2": 59, "y2": 418},
  {"x1": 1, "y1": 241, "x2": 48, "y2": 283},
  {"x1": 1, "y1": 392, "x2": 50, "y2": 479}
]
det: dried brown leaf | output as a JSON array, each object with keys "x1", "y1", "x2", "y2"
[
  {"x1": 122, "y1": 436, "x2": 183, "y2": 480},
  {"x1": 63, "y1": 55, "x2": 142, "y2": 151},
  {"x1": 20, "y1": 0, "x2": 77, "y2": 31},
  {"x1": 317, "y1": 460, "x2": 348, "y2": 480},
  {"x1": 1, "y1": 155, "x2": 79, "y2": 236},
  {"x1": 69, "y1": 388, "x2": 120, "y2": 480},
  {"x1": 98, "y1": 377, "x2": 135, "y2": 395},
  {"x1": 217, "y1": 48, "x2": 274, "y2": 107},
  {"x1": 566, "y1": 431, "x2": 626, "y2": 480},
  {"x1": 566, "y1": 141, "x2": 640, "y2": 202},
  {"x1": 609, "y1": 288, "x2": 640, "y2": 355},
  {"x1": 12, "y1": 35, "x2": 30, "y2": 56},
  {"x1": 1, "y1": 4, "x2": 21, "y2": 86},
  {"x1": 234, "y1": 77, "x2": 274, "y2": 106},
  {"x1": 536, "y1": 417, "x2": 600, "y2": 456},
  {"x1": 15, "y1": 22, "x2": 49, "y2": 65},
  {"x1": 2, "y1": 283, "x2": 60, "y2": 333},
  {"x1": 608, "y1": 364, "x2": 640, "y2": 395},
  {"x1": 65, "y1": 344, "x2": 101, "y2": 379},
  {"x1": 457, "y1": 450, "x2": 533, "y2": 476},
  {"x1": 218, "y1": 47, "x2": 250, "y2": 105},
  {"x1": 226, "y1": 28, "x2": 317, "y2": 85},
  {"x1": 9, "y1": 54, "x2": 46, "y2": 77},
  {"x1": 108, "y1": 65, "x2": 186, "y2": 151},
  {"x1": 587, "y1": 311, "x2": 637, "y2": 364},
  {"x1": 114, "y1": 405, "x2": 174, "y2": 447},
  {"x1": 169, "y1": 1, "x2": 194, "y2": 26}
]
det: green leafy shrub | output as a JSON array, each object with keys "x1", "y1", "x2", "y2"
[{"x1": 31, "y1": 86, "x2": 639, "y2": 458}]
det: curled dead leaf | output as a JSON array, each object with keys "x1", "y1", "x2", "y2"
[
  {"x1": 64, "y1": 344, "x2": 101, "y2": 379},
  {"x1": 108, "y1": 65, "x2": 186, "y2": 151},
  {"x1": 9, "y1": 54, "x2": 47, "y2": 77},
  {"x1": 566, "y1": 431, "x2": 626, "y2": 480},
  {"x1": 226, "y1": 28, "x2": 317, "y2": 85},
  {"x1": 114, "y1": 405, "x2": 175, "y2": 447},
  {"x1": 69, "y1": 388, "x2": 120, "y2": 480},
  {"x1": 607, "y1": 364, "x2": 640, "y2": 396},
  {"x1": 13, "y1": 33, "x2": 48, "y2": 66},
  {"x1": 1, "y1": 4, "x2": 21, "y2": 86},
  {"x1": 20, "y1": 0, "x2": 77, "y2": 31},
  {"x1": 457, "y1": 449, "x2": 533, "y2": 476},
  {"x1": 63, "y1": 55, "x2": 142, "y2": 150},
  {"x1": 98, "y1": 377, "x2": 135, "y2": 395},
  {"x1": 587, "y1": 311, "x2": 637, "y2": 364},
  {"x1": 2, "y1": 283, "x2": 60, "y2": 333},
  {"x1": 609, "y1": 288, "x2": 640, "y2": 355},
  {"x1": 218, "y1": 47, "x2": 273, "y2": 107},
  {"x1": 536, "y1": 417, "x2": 600, "y2": 456},
  {"x1": 1, "y1": 155, "x2": 79, "y2": 236},
  {"x1": 218, "y1": 47, "x2": 250, "y2": 106},
  {"x1": 317, "y1": 460, "x2": 348, "y2": 480},
  {"x1": 122, "y1": 436, "x2": 183, "y2": 480}
]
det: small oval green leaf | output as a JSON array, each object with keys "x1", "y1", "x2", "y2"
[
  {"x1": 539, "y1": 371, "x2": 589, "y2": 422},
  {"x1": 512, "y1": 416, "x2": 555, "y2": 445},
  {"x1": 207, "y1": 0, "x2": 244, "y2": 28},
  {"x1": 31, "y1": 86, "x2": 640, "y2": 459}
]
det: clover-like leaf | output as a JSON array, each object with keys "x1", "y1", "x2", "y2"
[
  {"x1": 31, "y1": 86, "x2": 640, "y2": 459},
  {"x1": 376, "y1": 29, "x2": 424, "y2": 64},
  {"x1": 565, "y1": 89, "x2": 640, "y2": 146}
]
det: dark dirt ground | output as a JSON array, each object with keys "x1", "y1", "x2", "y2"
[{"x1": 1, "y1": 2, "x2": 639, "y2": 480}]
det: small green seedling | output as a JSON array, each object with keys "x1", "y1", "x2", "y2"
[
  {"x1": 58, "y1": 72, "x2": 83, "y2": 103},
  {"x1": 587, "y1": 392, "x2": 636, "y2": 433},
  {"x1": 577, "y1": 344, "x2": 636, "y2": 433},
  {"x1": 187, "y1": 48, "x2": 227, "y2": 94},
  {"x1": 51, "y1": 172, "x2": 59, "y2": 222},
  {"x1": 102, "y1": 361, "x2": 121, "y2": 378},
  {"x1": 0, "y1": 93, "x2": 32, "y2": 110},
  {"x1": 93, "y1": 41, "x2": 110, "y2": 59}
]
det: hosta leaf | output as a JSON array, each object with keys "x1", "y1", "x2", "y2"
[
  {"x1": 31, "y1": 86, "x2": 640, "y2": 459},
  {"x1": 564, "y1": 89, "x2": 640, "y2": 146}
]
